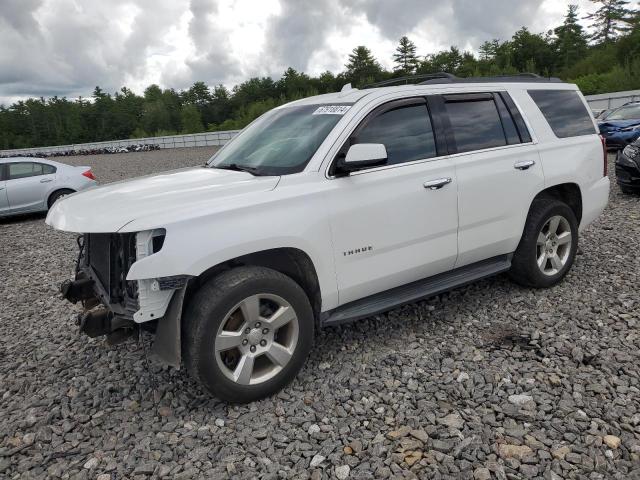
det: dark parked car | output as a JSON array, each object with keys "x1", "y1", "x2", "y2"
[
  {"x1": 615, "y1": 139, "x2": 640, "y2": 193},
  {"x1": 598, "y1": 102, "x2": 640, "y2": 150}
]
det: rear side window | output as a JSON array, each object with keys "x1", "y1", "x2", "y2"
[
  {"x1": 354, "y1": 103, "x2": 436, "y2": 165},
  {"x1": 528, "y1": 90, "x2": 596, "y2": 138},
  {"x1": 42, "y1": 164, "x2": 56, "y2": 174},
  {"x1": 443, "y1": 95, "x2": 507, "y2": 153}
]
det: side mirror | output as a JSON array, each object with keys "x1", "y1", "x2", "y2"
[{"x1": 336, "y1": 143, "x2": 388, "y2": 174}]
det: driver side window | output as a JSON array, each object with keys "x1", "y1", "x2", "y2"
[{"x1": 353, "y1": 103, "x2": 437, "y2": 165}]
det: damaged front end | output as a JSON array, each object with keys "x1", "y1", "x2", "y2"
[{"x1": 61, "y1": 229, "x2": 189, "y2": 367}]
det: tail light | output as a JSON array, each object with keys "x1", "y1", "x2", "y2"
[
  {"x1": 82, "y1": 169, "x2": 96, "y2": 181},
  {"x1": 600, "y1": 135, "x2": 607, "y2": 177}
]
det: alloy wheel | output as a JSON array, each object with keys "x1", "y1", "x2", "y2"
[
  {"x1": 536, "y1": 215, "x2": 572, "y2": 276},
  {"x1": 214, "y1": 294, "x2": 299, "y2": 385}
]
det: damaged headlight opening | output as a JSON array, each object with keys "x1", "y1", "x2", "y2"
[{"x1": 62, "y1": 228, "x2": 190, "y2": 342}]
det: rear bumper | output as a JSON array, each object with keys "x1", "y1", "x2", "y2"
[{"x1": 580, "y1": 176, "x2": 610, "y2": 231}]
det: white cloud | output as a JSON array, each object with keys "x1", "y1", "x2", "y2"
[{"x1": 0, "y1": 0, "x2": 606, "y2": 105}]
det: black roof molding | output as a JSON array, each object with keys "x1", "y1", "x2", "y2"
[
  {"x1": 363, "y1": 72, "x2": 563, "y2": 89},
  {"x1": 421, "y1": 73, "x2": 564, "y2": 84},
  {"x1": 363, "y1": 73, "x2": 457, "y2": 89}
]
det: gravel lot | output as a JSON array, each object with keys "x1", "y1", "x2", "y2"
[{"x1": 1, "y1": 149, "x2": 639, "y2": 480}]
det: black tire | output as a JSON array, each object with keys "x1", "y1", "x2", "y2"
[
  {"x1": 509, "y1": 199, "x2": 578, "y2": 288},
  {"x1": 182, "y1": 266, "x2": 314, "y2": 403},
  {"x1": 48, "y1": 189, "x2": 75, "y2": 208},
  {"x1": 619, "y1": 185, "x2": 637, "y2": 195}
]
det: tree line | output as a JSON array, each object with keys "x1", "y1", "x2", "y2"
[{"x1": 1, "y1": 0, "x2": 639, "y2": 150}]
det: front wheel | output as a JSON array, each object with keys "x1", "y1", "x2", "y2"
[
  {"x1": 509, "y1": 199, "x2": 578, "y2": 288},
  {"x1": 183, "y1": 266, "x2": 314, "y2": 403}
]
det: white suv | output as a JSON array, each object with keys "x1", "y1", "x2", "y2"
[{"x1": 47, "y1": 74, "x2": 610, "y2": 402}]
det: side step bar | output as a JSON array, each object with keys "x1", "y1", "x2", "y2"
[{"x1": 322, "y1": 254, "x2": 512, "y2": 326}]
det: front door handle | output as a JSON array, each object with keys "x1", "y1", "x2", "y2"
[
  {"x1": 423, "y1": 177, "x2": 452, "y2": 190},
  {"x1": 514, "y1": 160, "x2": 536, "y2": 170},
  {"x1": 40, "y1": 178, "x2": 53, "y2": 183}
]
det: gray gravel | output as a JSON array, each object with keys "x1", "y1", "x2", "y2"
[{"x1": 1, "y1": 150, "x2": 639, "y2": 479}]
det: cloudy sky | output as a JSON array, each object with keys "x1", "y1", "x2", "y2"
[{"x1": 1, "y1": 0, "x2": 598, "y2": 105}]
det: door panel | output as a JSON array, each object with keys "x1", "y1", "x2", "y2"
[
  {"x1": 454, "y1": 144, "x2": 544, "y2": 267},
  {"x1": 435, "y1": 91, "x2": 544, "y2": 267},
  {"x1": 0, "y1": 181, "x2": 9, "y2": 214},
  {"x1": 6, "y1": 163, "x2": 55, "y2": 212},
  {"x1": 328, "y1": 159, "x2": 458, "y2": 305}
]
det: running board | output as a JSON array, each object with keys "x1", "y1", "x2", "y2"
[{"x1": 322, "y1": 254, "x2": 512, "y2": 326}]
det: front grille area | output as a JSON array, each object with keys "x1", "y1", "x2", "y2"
[{"x1": 83, "y1": 233, "x2": 138, "y2": 308}]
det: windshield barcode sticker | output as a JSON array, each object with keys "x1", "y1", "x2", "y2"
[{"x1": 312, "y1": 105, "x2": 351, "y2": 115}]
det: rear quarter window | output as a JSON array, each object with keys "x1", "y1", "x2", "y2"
[
  {"x1": 42, "y1": 164, "x2": 56, "y2": 174},
  {"x1": 528, "y1": 90, "x2": 596, "y2": 138}
]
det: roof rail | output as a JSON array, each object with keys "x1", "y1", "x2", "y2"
[
  {"x1": 363, "y1": 72, "x2": 457, "y2": 89},
  {"x1": 362, "y1": 72, "x2": 563, "y2": 89},
  {"x1": 420, "y1": 73, "x2": 563, "y2": 85}
]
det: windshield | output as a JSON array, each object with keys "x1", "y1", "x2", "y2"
[
  {"x1": 604, "y1": 104, "x2": 640, "y2": 121},
  {"x1": 207, "y1": 103, "x2": 352, "y2": 175}
]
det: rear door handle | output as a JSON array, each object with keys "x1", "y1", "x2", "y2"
[
  {"x1": 40, "y1": 178, "x2": 53, "y2": 183},
  {"x1": 423, "y1": 177, "x2": 452, "y2": 190},
  {"x1": 514, "y1": 160, "x2": 536, "y2": 170}
]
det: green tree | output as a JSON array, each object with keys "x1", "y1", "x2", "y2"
[
  {"x1": 616, "y1": 20, "x2": 640, "y2": 62},
  {"x1": 554, "y1": 5, "x2": 589, "y2": 71},
  {"x1": 180, "y1": 104, "x2": 204, "y2": 133},
  {"x1": 141, "y1": 100, "x2": 171, "y2": 135},
  {"x1": 344, "y1": 46, "x2": 382, "y2": 87},
  {"x1": 277, "y1": 67, "x2": 313, "y2": 98},
  {"x1": 206, "y1": 85, "x2": 232, "y2": 127},
  {"x1": 478, "y1": 40, "x2": 500, "y2": 61},
  {"x1": 585, "y1": 0, "x2": 634, "y2": 43},
  {"x1": 509, "y1": 27, "x2": 555, "y2": 74},
  {"x1": 315, "y1": 71, "x2": 339, "y2": 93},
  {"x1": 182, "y1": 81, "x2": 211, "y2": 107},
  {"x1": 143, "y1": 84, "x2": 163, "y2": 102},
  {"x1": 418, "y1": 47, "x2": 465, "y2": 75},
  {"x1": 393, "y1": 36, "x2": 419, "y2": 74}
]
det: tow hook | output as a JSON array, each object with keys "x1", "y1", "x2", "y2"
[{"x1": 60, "y1": 278, "x2": 97, "y2": 304}]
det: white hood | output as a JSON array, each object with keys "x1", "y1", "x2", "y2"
[{"x1": 46, "y1": 166, "x2": 280, "y2": 233}]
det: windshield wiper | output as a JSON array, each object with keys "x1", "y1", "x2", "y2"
[{"x1": 213, "y1": 163, "x2": 262, "y2": 176}]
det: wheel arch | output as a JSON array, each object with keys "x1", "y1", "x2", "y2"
[
  {"x1": 189, "y1": 247, "x2": 322, "y2": 323},
  {"x1": 47, "y1": 187, "x2": 76, "y2": 208},
  {"x1": 531, "y1": 182, "x2": 583, "y2": 224},
  {"x1": 153, "y1": 247, "x2": 324, "y2": 369}
]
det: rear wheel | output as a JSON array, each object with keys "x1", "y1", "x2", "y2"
[
  {"x1": 48, "y1": 189, "x2": 74, "y2": 208},
  {"x1": 509, "y1": 199, "x2": 578, "y2": 288},
  {"x1": 183, "y1": 266, "x2": 314, "y2": 402}
]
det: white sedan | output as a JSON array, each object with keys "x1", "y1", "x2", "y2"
[{"x1": 0, "y1": 157, "x2": 97, "y2": 218}]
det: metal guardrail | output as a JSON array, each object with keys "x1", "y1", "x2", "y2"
[
  {"x1": 0, "y1": 130, "x2": 241, "y2": 157},
  {"x1": 1, "y1": 89, "x2": 638, "y2": 157},
  {"x1": 585, "y1": 90, "x2": 640, "y2": 110}
]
